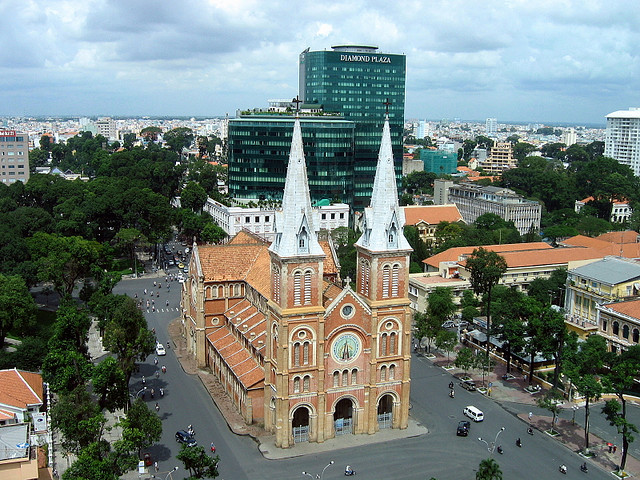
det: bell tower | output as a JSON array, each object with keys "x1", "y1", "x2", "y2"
[
  {"x1": 264, "y1": 115, "x2": 326, "y2": 448},
  {"x1": 354, "y1": 114, "x2": 412, "y2": 431}
]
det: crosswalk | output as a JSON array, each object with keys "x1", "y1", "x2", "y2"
[{"x1": 141, "y1": 307, "x2": 180, "y2": 314}]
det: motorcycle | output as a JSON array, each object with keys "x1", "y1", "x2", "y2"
[
  {"x1": 580, "y1": 463, "x2": 588, "y2": 473},
  {"x1": 345, "y1": 466, "x2": 356, "y2": 476},
  {"x1": 496, "y1": 445, "x2": 503, "y2": 454},
  {"x1": 516, "y1": 438, "x2": 522, "y2": 448},
  {"x1": 449, "y1": 390, "x2": 455, "y2": 398},
  {"x1": 559, "y1": 465, "x2": 567, "y2": 474},
  {"x1": 527, "y1": 427, "x2": 534, "y2": 435}
]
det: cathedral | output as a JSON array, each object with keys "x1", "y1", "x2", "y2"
[{"x1": 181, "y1": 114, "x2": 413, "y2": 448}]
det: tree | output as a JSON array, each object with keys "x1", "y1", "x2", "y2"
[
  {"x1": 475, "y1": 135, "x2": 495, "y2": 151},
  {"x1": 538, "y1": 306, "x2": 574, "y2": 389},
  {"x1": 177, "y1": 444, "x2": 219, "y2": 479},
  {"x1": 181, "y1": 182, "x2": 208, "y2": 213},
  {"x1": 0, "y1": 273, "x2": 37, "y2": 348},
  {"x1": 164, "y1": 127, "x2": 194, "y2": 154},
  {"x1": 512, "y1": 142, "x2": 536, "y2": 162},
  {"x1": 42, "y1": 349, "x2": 93, "y2": 395},
  {"x1": 492, "y1": 286, "x2": 526, "y2": 374},
  {"x1": 426, "y1": 287, "x2": 457, "y2": 324},
  {"x1": 51, "y1": 387, "x2": 106, "y2": 454},
  {"x1": 565, "y1": 334, "x2": 608, "y2": 452},
  {"x1": 476, "y1": 457, "x2": 502, "y2": 480},
  {"x1": 118, "y1": 398, "x2": 162, "y2": 458},
  {"x1": 414, "y1": 311, "x2": 442, "y2": 354},
  {"x1": 92, "y1": 357, "x2": 129, "y2": 412},
  {"x1": 27, "y1": 232, "x2": 103, "y2": 298},
  {"x1": 101, "y1": 295, "x2": 155, "y2": 387},
  {"x1": 113, "y1": 228, "x2": 148, "y2": 275},
  {"x1": 435, "y1": 329, "x2": 457, "y2": 366},
  {"x1": 61, "y1": 441, "x2": 120, "y2": 480},
  {"x1": 454, "y1": 347, "x2": 475, "y2": 377},
  {"x1": 601, "y1": 345, "x2": 640, "y2": 472},
  {"x1": 466, "y1": 248, "x2": 507, "y2": 357},
  {"x1": 48, "y1": 301, "x2": 92, "y2": 357},
  {"x1": 536, "y1": 389, "x2": 564, "y2": 435},
  {"x1": 200, "y1": 222, "x2": 227, "y2": 244}
]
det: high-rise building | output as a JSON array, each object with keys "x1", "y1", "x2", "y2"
[
  {"x1": 420, "y1": 149, "x2": 457, "y2": 175},
  {"x1": 561, "y1": 128, "x2": 577, "y2": 146},
  {"x1": 605, "y1": 108, "x2": 640, "y2": 176},
  {"x1": 0, "y1": 130, "x2": 30, "y2": 184},
  {"x1": 227, "y1": 113, "x2": 355, "y2": 204},
  {"x1": 95, "y1": 117, "x2": 116, "y2": 140},
  {"x1": 480, "y1": 142, "x2": 516, "y2": 175},
  {"x1": 417, "y1": 120, "x2": 429, "y2": 139},
  {"x1": 485, "y1": 117, "x2": 497, "y2": 136},
  {"x1": 300, "y1": 45, "x2": 406, "y2": 210}
]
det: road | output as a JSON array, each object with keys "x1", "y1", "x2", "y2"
[{"x1": 114, "y1": 254, "x2": 629, "y2": 479}]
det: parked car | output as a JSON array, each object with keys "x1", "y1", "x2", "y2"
[
  {"x1": 175, "y1": 430, "x2": 197, "y2": 447},
  {"x1": 460, "y1": 379, "x2": 477, "y2": 391},
  {"x1": 463, "y1": 405, "x2": 484, "y2": 422},
  {"x1": 456, "y1": 420, "x2": 470, "y2": 436},
  {"x1": 178, "y1": 263, "x2": 184, "y2": 269},
  {"x1": 442, "y1": 320, "x2": 457, "y2": 329},
  {"x1": 183, "y1": 267, "x2": 189, "y2": 273},
  {"x1": 156, "y1": 343, "x2": 166, "y2": 356}
]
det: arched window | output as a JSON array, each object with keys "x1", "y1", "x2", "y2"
[
  {"x1": 293, "y1": 377, "x2": 300, "y2": 393},
  {"x1": 342, "y1": 369, "x2": 349, "y2": 386},
  {"x1": 633, "y1": 329, "x2": 639, "y2": 343},
  {"x1": 233, "y1": 284, "x2": 241, "y2": 296},
  {"x1": 391, "y1": 264, "x2": 399, "y2": 297},
  {"x1": 293, "y1": 271, "x2": 302, "y2": 306},
  {"x1": 333, "y1": 371, "x2": 339, "y2": 387},
  {"x1": 380, "y1": 365, "x2": 387, "y2": 382},
  {"x1": 351, "y1": 369, "x2": 358, "y2": 385},
  {"x1": 389, "y1": 364, "x2": 396, "y2": 380},
  {"x1": 623, "y1": 324, "x2": 630, "y2": 339},
  {"x1": 272, "y1": 267, "x2": 280, "y2": 304},
  {"x1": 382, "y1": 265, "x2": 390, "y2": 298},
  {"x1": 360, "y1": 259, "x2": 370, "y2": 296},
  {"x1": 380, "y1": 333, "x2": 388, "y2": 356},
  {"x1": 303, "y1": 341, "x2": 310, "y2": 365},
  {"x1": 303, "y1": 375, "x2": 310, "y2": 392},
  {"x1": 389, "y1": 332, "x2": 397, "y2": 355},
  {"x1": 304, "y1": 270, "x2": 312, "y2": 305},
  {"x1": 613, "y1": 321, "x2": 620, "y2": 336},
  {"x1": 293, "y1": 343, "x2": 300, "y2": 366}
]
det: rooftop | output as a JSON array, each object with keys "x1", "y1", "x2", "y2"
[{"x1": 570, "y1": 256, "x2": 640, "y2": 285}]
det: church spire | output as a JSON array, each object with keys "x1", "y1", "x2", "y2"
[
  {"x1": 269, "y1": 116, "x2": 324, "y2": 258},
  {"x1": 355, "y1": 115, "x2": 411, "y2": 252}
]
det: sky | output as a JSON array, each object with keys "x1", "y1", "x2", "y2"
[{"x1": 1, "y1": 0, "x2": 639, "y2": 124}]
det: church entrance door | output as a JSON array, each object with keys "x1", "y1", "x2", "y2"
[
  {"x1": 292, "y1": 406, "x2": 310, "y2": 443},
  {"x1": 334, "y1": 398, "x2": 354, "y2": 435},
  {"x1": 377, "y1": 394, "x2": 393, "y2": 429}
]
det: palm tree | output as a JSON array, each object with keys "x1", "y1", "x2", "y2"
[{"x1": 476, "y1": 458, "x2": 502, "y2": 480}]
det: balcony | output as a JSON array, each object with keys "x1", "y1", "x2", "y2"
[{"x1": 564, "y1": 314, "x2": 598, "y2": 332}]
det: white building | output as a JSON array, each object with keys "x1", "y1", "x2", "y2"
[
  {"x1": 95, "y1": 117, "x2": 117, "y2": 140},
  {"x1": 574, "y1": 196, "x2": 632, "y2": 223},
  {"x1": 561, "y1": 128, "x2": 577, "y2": 146},
  {"x1": 417, "y1": 120, "x2": 429, "y2": 139},
  {"x1": 203, "y1": 198, "x2": 350, "y2": 241},
  {"x1": 605, "y1": 108, "x2": 640, "y2": 176},
  {"x1": 485, "y1": 118, "x2": 497, "y2": 136}
]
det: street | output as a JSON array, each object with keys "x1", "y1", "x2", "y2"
[{"x1": 113, "y1": 263, "x2": 633, "y2": 479}]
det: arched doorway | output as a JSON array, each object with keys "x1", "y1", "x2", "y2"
[
  {"x1": 292, "y1": 406, "x2": 310, "y2": 443},
  {"x1": 377, "y1": 394, "x2": 394, "y2": 429},
  {"x1": 334, "y1": 398, "x2": 354, "y2": 435}
]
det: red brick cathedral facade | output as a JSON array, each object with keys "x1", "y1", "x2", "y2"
[{"x1": 182, "y1": 116, "x2": 412, "y2": 448}]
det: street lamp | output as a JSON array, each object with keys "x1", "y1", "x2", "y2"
[
  {"x1": 478, "y1": 427, "x2": 505, "y2": 456},
  {"x1": 152, "y1": 466, "x2": 179, "y2": 480},
  {"x1": 135, "y1": 386, "x2": 147, "y2": 398},
  {"x1": 302, "y1": 460, "x2": 335, "y2": 480},
  {"x1": 571, "y1": 405, "x2": 580, "y2": 425}
]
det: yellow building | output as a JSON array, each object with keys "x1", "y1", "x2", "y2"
[{"x1": 597, "y1": 299, "x2": 640, "y2": 353}]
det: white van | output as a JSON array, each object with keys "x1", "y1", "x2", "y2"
[{"x1": 463, "y1": 405, "x2": 484, "y2": 422}]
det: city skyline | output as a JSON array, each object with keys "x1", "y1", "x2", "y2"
[{"x1": 2, "y1": 0, "x2": 639, "y2": 124}]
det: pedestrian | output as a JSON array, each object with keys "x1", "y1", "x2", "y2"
[
  {"x1": 166, "y1": 299, "x2": 169, "y2": 306},
  {"x1": 608, "y1": 443, "x2": 613, "y2": 453},
  {"x1": 154, "y1": 461, "x2": 158, "y2": 472},
  {"x1": 53, "y1": 468, "x2": 58, "y2": 478},
  {"x1": 614, "y1": 445, "x2": 617, "y2": 453},
  {"x1": 154, "y1": 356, "x2": 158, "y2": 365}
]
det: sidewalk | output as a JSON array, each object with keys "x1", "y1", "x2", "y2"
[{"x1": 427, "y1": 349, "x2": 640, "y2": 477}]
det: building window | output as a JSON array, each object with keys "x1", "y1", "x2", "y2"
[
  {"x1": 272, "y1": 267, "x2": 281, "y2": 304},
  {"x1": 389, "y1": 364, "x2": 395, "y2": 380},
  {"x1": 602, "y1": 319, "x2": 608, "y2": 332},
  {"x1": 293, "y1": 343, "x2": 300, "y2": 366},
  {"x1": 351, "y1": 369, "x2": 358, "y2": 385},
  {"x1": 293, "y1": 271, "x2": 302, "y2": 306},
  {"x1": 623, "y1": 324, "x2": 630, "y2": 339},
  {"x1": 304, "y1": 270, "x2": 312, "y2": 305},
  {"x1": 613, "y1": 321, "x2": 619, "y2": 336},
  {"x1": 380, "y1": 333, "x2": 388, "y2": 356},
  {"x1": 342, "y1": 369, "x2": 348, "y2": 386},
  {"x1": 255, "y1": 216, "x2": 260, "y2": 222},
  {"x1": 293, "y1": 377, "x2": 300, "y2": 393},
  {"x1": 390, "y1": 332, "x2": 397, "y2": 355},
  {"x1": 303, "y1": 341, "x2": 310, "y2": 365},
  {"x1": 391, "y1": 264, "x2": 399, "y2": 297},
  {"x1": 303, "y1": 375, "x2": 310, "y2": 392},
  {"x1": 245, "y1": 216, "x2": 250, "y2": 223},
  {"x1": 380, "y1": 365, "x2": 387, "y2": 381},
  {"x1": 333, "y1": 371, "x2": 339, "y2": 387},
  {"x1": 382, "y1": 265, "x2": 390, "y2": 298},
  {"x1": 633, "y1": 329, "x2": 639, "y2": 343},
  {"x1": 360, "y1": 259, "x2": 370, "y2": 296}
]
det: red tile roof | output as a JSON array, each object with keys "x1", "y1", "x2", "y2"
[
  {"x1": 0, "y1": 369, "x2": 43, "y2": 409},
  {"x1": 403, "y1": 205, "x2": 464, "y2": 226},
  {"x1": 423, "y1": 242, "x2": 552, "y2": 268},
  {"x1": 597, "y1": 231, "x2": 639, "y2": 244},
  {"x1": 206, "y1": 327, "x2": 264, "y2": 390},
  {"x1": 602, "y1": 298, "x2": 640, "y2": 319}
]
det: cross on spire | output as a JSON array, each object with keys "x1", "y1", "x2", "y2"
[
  {"x1": 383, "y1": 98, "x2": 392, "y2": 115},
  {"x1": 292, "y1": 95, "x2": 302, "y2": 112}
]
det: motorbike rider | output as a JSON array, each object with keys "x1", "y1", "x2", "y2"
[
  {"x1": 496, "y1": 445, "x2": 503, "y2": 454},
  {"x1": 449, "y1": 389, "x2": 455, "y2": 398},
  {"x1": 559, "y1": 464, "x2": 567, "y2": 474},
  {"x1": 516, "y1": 438, "x2": 521, "y2": 447},
  {"x1": 345, "y1": 465, "x2": 354, "y2": 475},
  {"x1": 581, "y1": 462, "x2": 588, "y2": 472}
]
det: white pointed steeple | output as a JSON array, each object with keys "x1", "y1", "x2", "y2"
[
  {"x1": 355, "y1": 115, "x2": 411, "y2": 252},
  {"x1": 269, "y1": 116, "x2": 324, "y2": 258}
]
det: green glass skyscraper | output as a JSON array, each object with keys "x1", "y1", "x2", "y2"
[{"x1": 299, "y1": 45, "x2": 406, "y2": 210}]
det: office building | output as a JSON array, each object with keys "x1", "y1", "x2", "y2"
[
  {"x1": 561, "y1": 128, "x2": 577, "y2": 146},
  {"x1": 95, "y1": 117, "x2": 117, "y2": 140},
  {"x1": 182, "y1": 116, "x2": 412, "y2": 447},
  {"x1": 605, "y1": 108, "x2": 640, "y2": 176},
  {"x1": 448, "y1": 183, "x2": 541, "y2": 235},
  {"x1": 0, "y1": 130, "x2": 29, "y2": 184},
  {"x1": 485, "y1": 118, "x2": 497, "y2": 136},
  {"x1": 480, "y1": 142, "x2": 516, "y2": 175},
  {"x1": 420, "y1": 149, "x2": 457, "y2": 175},
  {"x1": 417, "y1": 120, "x2": 429, "y2": 139},
  {"x1": 227, "y1": 113, "x2": 355, "y2": 205},
  {"x1": 300, "y1": 45, "x2": 406, "y2": 210}
]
